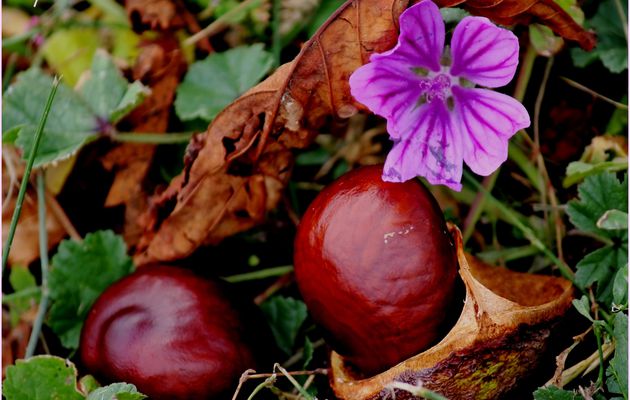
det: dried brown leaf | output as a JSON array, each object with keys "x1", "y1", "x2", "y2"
[{"x1": 135, "y1": 0, "x2": 595, "y2": 265}]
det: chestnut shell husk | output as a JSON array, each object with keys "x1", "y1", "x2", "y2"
[{"x1": 330, "y1": 225, "x2": 574, "y2": 400}]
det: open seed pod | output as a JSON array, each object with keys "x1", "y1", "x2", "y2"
[{"x1": 330, "y1": 225, "x2": 573, "y2": 399}]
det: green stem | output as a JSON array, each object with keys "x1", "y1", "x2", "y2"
[
  {"x1": 463, "y1": 171, "x2": 575, "y2": 282},
  {"x1": 112, "y1": 132, "x2": 194, "y2": 144},
  {"x1": 273, "y1": 364, "x2": 314, "y2": 400},
  {"x1": 2, "y1": 287, "x2": 42, "y2": 303},
  {"x1": 2, "y1": 77, "x2": 59, "y2": 275},
  {"x1": 222, "y1": 265, "x2": 293, "y2": 283},
  {"x1": 613, "y1": 0, "x2": 628, "y2": 41},
  {"x1": 513, "y1": 43, "x2": 537, "y2": 103},
  {"x1": 560, "y1": 76, "x2": 628, "y2": 110},
  {"x1": 271, "y1": 0, "x2": 282, "y2": 67},
  {"x1": 184, "y1": 0, "x2": 261, "y2": 46},
  {"x1": 508, "y1": 141, "x2": 544, "y2": 193},
  {"x1": 593, "y1": 324, "x2": 606, "y2": 387},
  {"x1": 462, "y1": 171, "x2": 499, "y2": 244},
  {"x1": 25, "y1": 172, "x2": 51, "y2": 358},
  {"x1": 246, "y1": 376, "x2": 276, "y2": 400}
]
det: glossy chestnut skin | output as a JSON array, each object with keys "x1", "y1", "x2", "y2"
[
  {"x1": 80, "y1": 265, "x2": 256, "y2": 399},
  {"x1": 294, "y1": 165, "x2": 459, "y2": 376}
]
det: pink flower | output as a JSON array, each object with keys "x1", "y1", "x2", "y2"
[{"x1": 349, "y1": 0, "x2": 530, "y2": 191}]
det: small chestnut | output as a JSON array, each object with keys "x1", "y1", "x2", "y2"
[
  {"x1": 80, "y1": 265, "x2": 256, "y2": 399},
  {"x1": 294, "y1": 165, "x2": 460, "y2": 376}
]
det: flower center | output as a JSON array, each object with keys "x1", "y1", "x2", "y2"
[{"x1": 419, "y1": 73, "x2": 451, "y2": 103}]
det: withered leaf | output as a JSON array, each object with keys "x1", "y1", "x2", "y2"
[
  {"x1": 135, "y1": 0, "x2": 595, "y2": 265},
  {"x1": 102, "y1": 36, "x2": 186, "y2": 247}
]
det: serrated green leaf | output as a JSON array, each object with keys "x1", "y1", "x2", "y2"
[
  {"x1": 3, "y1": 68, "x2": 98, "y2": 166},
  {"x1": 3, "y1": 125, "x2": 23, "y2": 144},
  {"x1": 260, "y1": 296, "x2": 308, "y2": 355},
  {"x1": 572, "y1": 0, "x2": 627, "y2": 73},
  {"x1": 607, "y1": 312, "x2": 628, "y2": 398},
  {"x1": 3, "y1": 356, "x2": 84, "y2": 400},
  {"x1": 598, "y1": 209, "x2": 629, "y2": 230},
  {"x1": 48, "y1": 230, "x2": 134, "y2": 349},
  {"x1": 109, "y1": 81, "x2": 150, "y2": 124},
  {"x1": 87, "y1": 383, "x2": 147, "y2": 400},
  {"x1": 563, "y1": 160, "x2": 628, "y2": 187},
  {"x1": 79, "y1": 51, "x2": 149, "y2": 123},
  {"x1": 175, "y1": 44, "x2": 273, "y2": 122},
  {"x1": 613, "y1": 264, "x2": 628, "y2": 305},
  {"x1": 41, "y1": 28, "x2": 100, "y2": 87},
  {"x1": 575, "y1": 245, "x2": 627, "y2": 305},
  {"x1": 567, "y1": 173, "x2": 628, "y2": 240},
  {"x1": 572, "y1": 295, "x2": 594, "y2": 321},
  {"x1": 533, "y1": 386, "x2": 585, "y2": 400}
]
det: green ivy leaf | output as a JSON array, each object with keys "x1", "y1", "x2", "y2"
[
  {"x1": 567, "y1": 173, "x2": 628, "y2": 305},
  {"x1": 86, "y1": 383, "x2": 147, "y2": 400},
  {"x1": 3, "y1": 68, "x2": 98, "y2": 166},
  {"x1": 3, "y1": 53, "x2": 148, "y2": 167},
  {"x1": 571, "y1": 0, "x2": 627, "y2": 73},
  {"x1": 79, "y1": 51, "x2": 149, "y2": 122},
  {"x1": 533, "y1": 386, "x2": 585, "y2": 400},
  {"x1": 567, "y1": 173, "x2": 628, "y2": 240},
  {"x1": 607, "y1": 312, "x2": 628, "y2": 398},
  {"x1": 48, "y1": 230, "x2": 134, "y2": 349},
  {"x1": 575, "y1": 245, "x2": 627, "y2": 304},
  {"x1": 3, "y1": 356, "x2": 84, "y2": 400},
  {"x1": 174, "y1": 44, "x2": 273, "y2": 122},
  {"x1": 260, "y1": 296, "x2": 308, "y2": 355},
  {"x1": 613, "y1": 264, "x2": 628, "y2": 305}
]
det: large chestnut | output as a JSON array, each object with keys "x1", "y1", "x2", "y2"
[
  {"x1": 294, "y1": 165, "x2": 460, "y2": 376},
  {"x1": 80, "y1": 265, "x2": 256, "y2": 399}
]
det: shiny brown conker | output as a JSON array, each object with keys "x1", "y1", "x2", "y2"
[
  {"x1": 80, "y1": 265, "x2": 256, "y2": 399},
  {"x1": 294, "y1": 165, "x2": 460, "y2": 376}
]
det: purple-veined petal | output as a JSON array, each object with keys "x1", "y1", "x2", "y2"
[
  {"x1": 383, "y1": 100, "x2": 463, "y2": 190},
  {"x1": 452, "y1": 86, "x2": 530, "y2": 176},
  {"x1": 371, "y1": 0, "x2": 445, "y2": 72},
  {"x1": 350, "y1": 62, "x2": 424, "y2": 139},
  {"x1": 450, "y1": 16, "x2": 519, "y2": 88}
]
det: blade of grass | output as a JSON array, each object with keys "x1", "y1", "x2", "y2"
[
  {"x1": 222, "y1": 265, "x2": 294, "y2": 283},
  {"x1": 25, "y1": 172, "x2": 51, "y2": 358},
  {"x1": 2, "y1": 77, "x2": 59, "y2": 274},
  {"x1": 463, "y1": 171, "x2": 575, "y2": 282},
  {"x1": 113, "y1": 132, "x2": 194, "y2": 144}
]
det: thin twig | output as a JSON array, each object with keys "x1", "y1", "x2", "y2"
[
  {"x1": 113, "y1": 132, "x2": 194, "y2": 144},
  {"x1": 2, "y1": 77, "x2": 59, "y2": 274},
  {"x1": 560, "y1": 77, "x2": 628, "y2": 110},
  {"x1": 283, "y1": 338, "x2": 326, "y2": 368},
  {"x1": 273, "y1": 363, "x2": 315, "y2": 400},
  {"x1": 25, "y1": 172, "x2": 51, "y2": 358},
  {"x1": 45, "y1": 191, "x2": 81, "y2": 241}
]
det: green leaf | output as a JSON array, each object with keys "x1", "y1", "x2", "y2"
[
  {"x1": 529, "y1": 24, "x2": 564, "y2": 57},
  {"x1": 567, "y1": 173, "x2": 628, "y2": 240},
  {"x1": 533, "y1": 386, "x2": 585, "y2": 400},
  {"x1": 302, "y1": 336, "x2": 314, "y2": 369},
  {"x1": 87, "y1": 383, "x2": 147, "y2": 400},
  {"x1": 7, "y1": 267, "x2": 40, "y2": 327},
  {"x1": 260, "y1": 296, "x2": 308, "y2": 355},
  {"x1": 575, "y1": 245, "x2": 628, "y2": 305},
  {"x1": 572, "y1": 295, "x2": 594, "y2": 321},
  {"x1": 613, "y1": 264, "x2": 628, "y2": 305},
  {"x1": 563, "y1": 160, "x2": 628, "y2": 187},
  {"x1": 48, "y1": 230, "x2": 134, "y2": 349},
  {"x1": 607, "y1": 97, "x2": 628, "y2": 135},
  {"x1": 3, "y1": 68, "x2": 98, "y2": 166},
  {"x1": 607, "y1": 312, "x2": 628, "y2": 398},
  {"x1": 440, "y1": 7, "x2": 471, "y2": 24},
  {"x1": 571, "y1": 0, "x2": 627, "y2": 73},
  {"x1": 597, "y1": 209, "x2": 629, "y2": 230},
  {"x1": 41, "y1": 28, "x2": 100, "y2": 87},
  {"x1": 175, "y1": 44, "x2": 273, "y2": 122},
  {"x1": 3, "y1": 356, "x2": 84, "y2": 400},
  {"x1": 79, "y1": 51, "x2": 149, "y2": 122}
]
